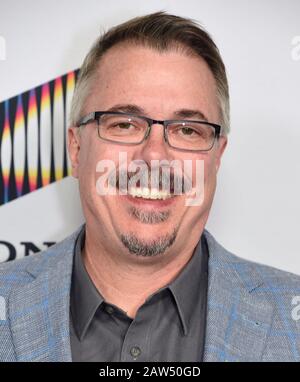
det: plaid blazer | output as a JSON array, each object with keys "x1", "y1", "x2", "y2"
[{"x1": 0, "y1": 225, "x2": 300, "y2": 362}]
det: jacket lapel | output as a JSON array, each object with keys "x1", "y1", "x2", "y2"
[
  {"x1": 203, "y1": 230, "x2": 274, "y2": 361},
  {"x1": 8, "y1": 233, "x2": 76, "y2": 361}
]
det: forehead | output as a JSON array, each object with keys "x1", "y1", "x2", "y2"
[{"x1": 86, "y1": 43, "x2": 219, "y2": 120}]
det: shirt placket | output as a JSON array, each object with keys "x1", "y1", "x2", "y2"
[{"x1": 120, "y1": 302, "x2": 154, "y2": 362}]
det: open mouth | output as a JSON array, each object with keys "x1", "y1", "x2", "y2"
[
  {"x1": 116, "y1": 175, "x2": 177, "y2": 201},
  {"x1": 112, "y1": 170, "x2": 193, "y2": 205},
  {"x1": 125, "y1": 186, "x2": 173, "y2": 200}
]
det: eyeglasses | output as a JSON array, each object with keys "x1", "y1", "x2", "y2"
[{"x1": 77, "y1": 111, "x2": 221, "y2": 152}]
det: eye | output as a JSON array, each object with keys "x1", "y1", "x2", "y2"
[
  {"x1": 168, "y1": 122, "x2": 210, "y2": 142},
  {"x1": 180, "y1": 126, "x2": 198, "y2": 135},
  {"x1": 108, "y1": 119, "x2": 141, "y2": 131},
  {"x1": 175, "y1": 125, "x2": 203, "y2": 138},
  {"x1": 113, "y1": 122, "x2": 133, "y2": 129}
]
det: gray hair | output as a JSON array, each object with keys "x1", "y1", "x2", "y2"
[{"x1": 70, "y1": 11, "x2": 230, "y2": 135}]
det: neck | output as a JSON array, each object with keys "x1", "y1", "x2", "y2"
[{"x1": 82, "y1": 226, "x2": 202, "y2": 319}]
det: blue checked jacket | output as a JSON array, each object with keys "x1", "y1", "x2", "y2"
[{"x1": 0, "y1": 225, "x2": 300, "y2": 362}]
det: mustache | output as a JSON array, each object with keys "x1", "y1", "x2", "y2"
[{"x1": 108, "y1": 166, "x2": 193, "y2": 194}]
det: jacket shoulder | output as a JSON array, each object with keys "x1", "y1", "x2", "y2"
[
  {"x1": 0, "y1": 225, "x2": 82, "y2": 295},
  {"x1": 204, "y1": 229, "x2": 300, "y2": 292}
]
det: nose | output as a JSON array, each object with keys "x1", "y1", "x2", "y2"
[{"x1": 132, "y1": 122, "x2": 174, "y2": 165}]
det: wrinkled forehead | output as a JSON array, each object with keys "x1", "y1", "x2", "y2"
[{"x1": 85, "y1": 43, "x2": 219, "y2": 121}]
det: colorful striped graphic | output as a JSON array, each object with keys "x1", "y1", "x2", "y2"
[
  {"x1": 0, "y1": 101, "x2": 12, "y2": 203},
  {"x1": 27, "y1": 90, "x2": 39, "y2": 191},
  {"x1": 0, "y1": 69, "x2": 79, "y2": 206},
  {"x1": 13, "y1": 95, "x2": 26, "y2": 197},
  {"x1": 40, "y1": 82, "x2": 52, "y2": 187},
  {"x1": 53, "y1": 77, "x2": 64, "y2": 181}
]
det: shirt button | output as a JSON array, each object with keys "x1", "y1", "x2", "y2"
[
  {"x1": 130, "y1": 346, "x2": 142, "y2": 359},
  {"x1": 105, "y1": 305, "x2": 114, "y2": 314}
]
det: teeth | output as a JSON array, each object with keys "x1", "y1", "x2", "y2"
[
  {"x1": 127, "y1": 187, "x2": 172, "y2": 200},
  {"x1": 142, "y1": 187, "x2": 150, "y2": 197}
]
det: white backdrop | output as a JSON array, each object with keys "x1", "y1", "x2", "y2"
[{"x1": 0, "y1": 0, "x2": 300, "y2": 274}]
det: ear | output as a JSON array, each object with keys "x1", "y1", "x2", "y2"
[
  {"x1": 215, "y1": 136, "x2": 228, "y2": 173},
  {"x1": 68, "y1": 126, "x2": 81, "y2": 178}
]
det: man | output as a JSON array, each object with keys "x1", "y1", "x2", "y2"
[{"x1": 0, "y1": 11, "x2": 300, "y2": 362}]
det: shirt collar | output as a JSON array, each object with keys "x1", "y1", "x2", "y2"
[
  {"x1": 71, "y1": 224, "x2": 208, "y2": 339},
  {"x1": 167, "y1": 234, "x2": 208, "y2": 335},
  {"x1": 70, "y1": 225, "x2": 104, "y2": 340}
]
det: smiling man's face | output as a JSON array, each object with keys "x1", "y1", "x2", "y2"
[{"x1": 68, "y1": 43, "x2": 227, "y2": 261}]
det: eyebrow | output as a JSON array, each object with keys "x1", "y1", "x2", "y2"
[
  {"x1": 174, "y1": 108, "x2": 208, "y2": 121},
  {"x1": 105, "y1": 103, "x2": 208, "y2": 121}
]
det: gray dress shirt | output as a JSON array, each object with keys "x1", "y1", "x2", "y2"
[{"x1": 69, "y1": 225, "x2": 208, "y2": 362}]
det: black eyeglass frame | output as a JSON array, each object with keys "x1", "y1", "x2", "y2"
[{"x1": 77, "y1": 111, "x2": 222, "y2": 152}]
